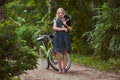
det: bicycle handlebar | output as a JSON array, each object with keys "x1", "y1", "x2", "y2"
[{"x1": 36, "y1": 33, "x2": 54, "y2": 41}]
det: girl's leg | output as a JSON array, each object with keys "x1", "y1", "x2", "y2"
[
  {"x1": 56, "y1": 52, "x2": 62, "y2": 73},
  {"x1": 62, "y1": 50, "x2": 67, "y2": 73}
]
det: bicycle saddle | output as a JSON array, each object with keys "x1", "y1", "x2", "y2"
[{"x1": 36, "y1": 36, "x2": 45, "y2": 41}]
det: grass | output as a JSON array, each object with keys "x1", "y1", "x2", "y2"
[{"x1": 70, "y1": 54, "x2": 113, "y2": 71}]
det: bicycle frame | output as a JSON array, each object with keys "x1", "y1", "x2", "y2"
[{"x1": 36, "y1": 34, "x2": 53, "y2": 57}]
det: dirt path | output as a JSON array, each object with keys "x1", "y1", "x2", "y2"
[{"x1": 20, "y1": 60, "x2": 120, "y2": 80}]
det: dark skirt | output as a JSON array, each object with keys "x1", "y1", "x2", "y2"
[{"x1": 53, "y1": 31, "x2": 72, "y2": 53}]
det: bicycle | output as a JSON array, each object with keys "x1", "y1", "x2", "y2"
[{"x1": 36, "y1": 33, "x2": 71, "y2": 72}]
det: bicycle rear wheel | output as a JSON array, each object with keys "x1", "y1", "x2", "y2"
[
  {"x1": 38, "y1": 48, "x2": 49, "y2": 69},
  {"x1": 48, "y1": 49, "x2": 71, "y2": 72}
]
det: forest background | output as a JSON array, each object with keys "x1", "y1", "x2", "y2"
[{"x1": 0, "y1": 0, "x2": 120, "y2": 79}]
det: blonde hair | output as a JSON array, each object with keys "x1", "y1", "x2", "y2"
[{"x1": 56, "y1": 8, "x2": 67, "y2": 18}]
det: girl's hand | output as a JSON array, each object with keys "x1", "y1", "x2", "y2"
[
  {"x1": 63, "y1": 19, "x2": 69, "y2": 25},
  {"x1": 63, "y1": 27, "x2": 68, "y2": 32},
  {"x1": 67, "y1": 26, "x2": 72, "y2": 31},
  {"x1": 63, "y1": 21, "x2": 66, "y2": 25}
]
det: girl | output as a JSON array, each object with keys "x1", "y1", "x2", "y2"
[{"x1": 53, "y1": 8, "x2": 72, "y2": 74}]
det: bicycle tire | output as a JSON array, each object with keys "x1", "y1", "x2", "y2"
[
  {"x1": 38, "y1": 48, "x2": 50, "y2": 69},
  {"x1": 48, "y1": 49, "x2": 71, "y2": 72}
]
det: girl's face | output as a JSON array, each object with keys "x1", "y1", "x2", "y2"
[{"x1": 57, "y1": 10, "x2": 64, "y2": 18}]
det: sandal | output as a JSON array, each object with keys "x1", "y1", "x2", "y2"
[{"x1": 57, "y1": 69, "x2": 62, "y2": 74}]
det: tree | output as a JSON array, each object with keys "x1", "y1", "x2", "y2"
[
  {"x1": 0, "y1": 19, "x2": 38, "y2": 79},
  {"x1": 85, "y1": 0, "x2": 120, "y2": 60}
]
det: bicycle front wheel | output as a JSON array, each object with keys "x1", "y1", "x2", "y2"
[
  {"x1": 38, "y1": 48, "x2": 49, "y2": 69},
  {"x1": 48, "y1": 49, "x2": 71, "y2": 72}
]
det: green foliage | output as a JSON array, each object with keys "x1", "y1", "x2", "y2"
[
  {"x1": 0, "y1": 20, "x2": 38, "y2": 80},
  {"x1": 71, "y1": 54, "x2": 113, "y2": 71},
  {"x1": 109, "y1": 58, "x2": 120, "y2": 71},
  {"x1": 70, "y1": 1, "x2": 93, "y2": 54},
  {"x1": 2, "y1": 0, "x2": 120, "y2": 75},
  {"x1": 4, "y1": 0, "x2": 48, "y2": 25},
  {"x1": 17, "y1": 25, "x2": 39, "y2": 47},
  {"x1": 85, "y1": 1, "x2": 120, "y2": 60}
]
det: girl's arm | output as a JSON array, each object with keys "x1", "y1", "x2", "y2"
[
  {"x1": 63, "y1": 21, "x2": 72, "y2": 31},
  {"x1": 53, "y1": 20, "x2": 67, "y2": 32}
]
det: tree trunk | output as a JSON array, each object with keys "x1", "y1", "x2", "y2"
[{"x1": 0, "y1": 6, "x2": 4, "y2": 20}]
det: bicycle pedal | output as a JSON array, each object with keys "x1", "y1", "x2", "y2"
[{"x1": 54, "y1": 62, "x2": 58, "y2": 65}]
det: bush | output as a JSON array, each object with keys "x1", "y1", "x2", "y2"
[
  {"x1": 17, "y1": 25, "x2": 39, "y2": 48},
  {"x1": 85, "y1": 2, "x2": 120, "y2": 60},
  {"x1": 0, "y1": 20, "x2": 38, "y2": 80}
]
